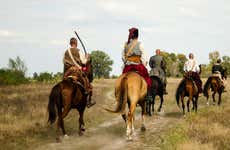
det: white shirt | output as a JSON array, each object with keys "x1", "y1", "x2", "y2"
[
  {"x1": 122, "y1": 42, "x2": 148, "y2": 66},
  {"x1": 184, "y1": 59, "x2": 200, "y2": 72}
]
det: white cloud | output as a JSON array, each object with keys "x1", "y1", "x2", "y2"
[{"x1": 0, "y1": 30, "x2": 16, "y2": 37}]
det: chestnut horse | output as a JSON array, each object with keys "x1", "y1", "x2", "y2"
[
  {"x1": 48, "y1": 59, "x2": 93, "y2": 142},
  {"x1": 105, "y1": 72, "x2": 147, "y2": 141},
  {"x1": 175, "y1": 65, "x2": 202, "y2": 116},
  {"x1": 203, "y1": 69, "x2": 227, "y2": 106}
]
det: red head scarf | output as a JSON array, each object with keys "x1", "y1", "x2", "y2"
[{"x1": 128, "y1": 27, "x2": 138, "y2": 44}]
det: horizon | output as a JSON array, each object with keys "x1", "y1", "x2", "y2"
[{"x1": 0, "y1": 0, "x2": 230, "y2": 76}]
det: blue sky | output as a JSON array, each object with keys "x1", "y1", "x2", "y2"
[{"x1": 0, "y1": 0, "x2": 230, "y2": 76}]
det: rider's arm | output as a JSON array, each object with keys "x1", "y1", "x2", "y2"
[
  {"x1": 139, "y1": 43, "x2": 148, "y2": 66},
  {"x1": 79, "y1": 50, "x2": 87, "y2": 65}
]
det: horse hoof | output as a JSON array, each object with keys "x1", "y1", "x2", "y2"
[
  {"x1": 141, "y1": 126, "x2": 146, "y2": 132},
  {"x1": 64, "y1": 134, "x2": 69, "y2": 139},
  {"x1": 78, "y1": 131, "x2": 83, "y2": 136},
  {"x1": 126, "y1": 136, "x2": 133, "y2": 141},
  {"x1": 56, "y1": 137, "x2": 61, "y2": 143}
]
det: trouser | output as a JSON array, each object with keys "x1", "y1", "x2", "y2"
[{"x1": 212, "y1": 73, "x2": 225, "y2": 87}]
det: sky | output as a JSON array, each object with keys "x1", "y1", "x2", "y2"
[{"x1": 0, "y1": 0, "x2": 230, "y2": 76}]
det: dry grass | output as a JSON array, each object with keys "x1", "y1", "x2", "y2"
[
  {"x1": 0, "y1": 78, "x2": 229, "y2": 150},
  {"x1": 0, "y1": 79, "x2": 116, "y2": 150},
  {"x1": 162, "y1": 78, "x2": 230, "y2": 150}
]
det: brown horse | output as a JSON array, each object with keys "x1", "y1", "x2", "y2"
[
  {"x1": 48, "y1": 59, "x2": 93, "y2": 142},
  {"x1": 203, "y1": 69, "x2": 227, "y2": 106},
  {"x1": 105, "y1": 72, "x2": 147, "y2": 141},
  {"x1": 175, "y1": 65, "x2": 202, "y2": 116}
]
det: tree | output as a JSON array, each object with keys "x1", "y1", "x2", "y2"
[
  {"x1": 222, "y1": 55, "x2": 230, "y2": 75},
  {"x1": 8, "y1": 56, "x2": 27, "y2": 76},
  {"x1": 177, "y1": 53, "x2": 187, "y2": 75},
  {"x1": 209, "y1": 51, "x2": 220, "y2": 65},
  {"x1": 90, "y1": 50, "x2": 113, "y2": 78}
]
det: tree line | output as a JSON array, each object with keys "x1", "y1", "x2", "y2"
[{"x1": 0, "y1": 50, "x2": 229, "y2": 85}]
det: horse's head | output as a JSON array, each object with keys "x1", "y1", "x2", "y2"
[
  {"x1": 198, "y1": 64, "x2": 202, "y2": 75},
  {"x1": 222, "y1": 68, "x2": 227, "y2": 79}
]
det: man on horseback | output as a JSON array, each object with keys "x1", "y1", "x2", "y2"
[
  {"x1": 212, "y1": 59, "x2": 226, "y2": 89},
  {"x1": 149, "y1": 49, "x2": 168, "y2": 94},
  {"x1": 122, "y1": 27, "x2": 152, "y2": 101},
  {"x1": 63, "y1": 37, "x2": 96, "y2": 108},
  {"x1": 183, "y1": 53, "x2": 202, "y2": 93}
]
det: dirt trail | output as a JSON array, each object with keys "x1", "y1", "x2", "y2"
[{"x1": 36, "y1": 80, "x2": 183, "y2": 150}]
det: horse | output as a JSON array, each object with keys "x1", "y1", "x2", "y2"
[
  {"x1": 175, "y1": 65, "x2": 202, "y2": 116},
  {"x1": 146, "y1": 76, "x2": 164, "y2": 116},
  {"x1": 203, "y1": 69, "x2": 227, "y2": 106},
  {"x1": 105, "y1": 72, "x2": 147, "y2": 141},
  {"x1": 48, "y1": 58, "x2": 93, "y2": 142}
]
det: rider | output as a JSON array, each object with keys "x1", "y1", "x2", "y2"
[
  {"x1": 63, "y1": 37, "x2": 96, "y2": 108},
  {"x1": 183, "y1": 53, "x2": 202, "y2": 93},
  {"x1": 122, "y1": 27, "x2": 152, "y2": 101},
  {"x1": 212, "y1": 59, "x2": 226, "y2": 89},
  {"x1": 149, "y1": 49, "x2": 168, "y2": 94}
]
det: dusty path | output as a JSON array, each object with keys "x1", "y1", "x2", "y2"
[{"x1": 36, "y1": 79, "x2": 184, "y2": 150}]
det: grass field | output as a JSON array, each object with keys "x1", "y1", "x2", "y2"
[{"x1": 0, "y1": 78, "x2": 229, "y2": 150}]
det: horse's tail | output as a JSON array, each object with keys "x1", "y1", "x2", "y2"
[
  {"x1": 176, "y1": 79, "x2": 185, "y2": 107},
  {"x1": 104, "y1": 76, "x2": 128, "y2": 113},
  {"x1": 203, "y1": 77, "x2": 212, "y2": 98},
  {"x1": 48, "y1": 83, "x2": 62, "y2": 124}
]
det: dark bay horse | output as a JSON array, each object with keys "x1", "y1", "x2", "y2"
[
  {"x1": 203, "y1": 69, "x2": 227, "y2": 106},
  {"x1": 175, "y1": 65, "x2": 202, "y2": 116},
  {"x1": 146, "y1": 76, "x2": 164, "y2": 116},
  {"x1": 105, "y1": 72, "x2": 147, "y2": 141},
  {"x1": 48, "y1": 58, "x2": 93, "y2": 142}
]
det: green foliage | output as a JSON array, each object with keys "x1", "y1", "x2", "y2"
[
  {"x1": 0, "y1": 57, "x2": 28, "y2": 85},
  {"x1": 33, "y1": 72, "x2": 63, "y2": 83},
  {"x1": 160, "y1": 51, "x2": 187, "y2": 77},
  {"x1": 8, "y1": 56, "x2": 27, "y2": 76},
  {"x1": 222, "y1": 55, "x2": 230, "y2": 75},
  {"x1": 90, "y1": 50, "x2": 113, "y2": 78},
  {"x1": 0, "y1": 69, "x2": 28, "y2": 85},
  {"x1": 209, "y1": 51, "x2": 220, "y2": 66}
]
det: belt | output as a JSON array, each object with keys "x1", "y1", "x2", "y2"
[{"x1": 126, "y1": 55, "x2": 141, "y2": 63}]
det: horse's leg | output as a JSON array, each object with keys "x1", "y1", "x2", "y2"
[
  {"x1": 56, "y1": 108, "x2": 62, "y2": 142},
  {"x1": 218, "y1": 92, "x2": 222, "y2": 106},
  {"x1": 60, "y1": 105, "x2": 71, "y2": 137},
  {"x1": 126, "y1": 102, "x2": 136, "y2": 141},
  {"x1": 158, "y1": 95, "x2": 164, "y2": 112},
  {"x1": 152, "y1": 94, "x2": 156, "y2": 113},
  {"x1": 181, "y1": 96, "x2": 185, "y2": 117},
  {"x1": 212, "y1": 91, "x2": 216, "y2": 105},
  {"x1": 195, "y1": 95, "x2": 198, "y2": 112},
  {"x1": 192, "y1": 98, "x2": 195, "y2": 111},
  {"x1": 60, "y1": 90, "x2": 72, "y2": 137},
  {"x1": 140, "y1": 100, "x2": 146, "y2": 132},
  {"x1": 77, "y1": 105, "x2": 86, "y2": 136},
  {"x1": 122, "y1": 114, "x2": 127, "y2": 123}
]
